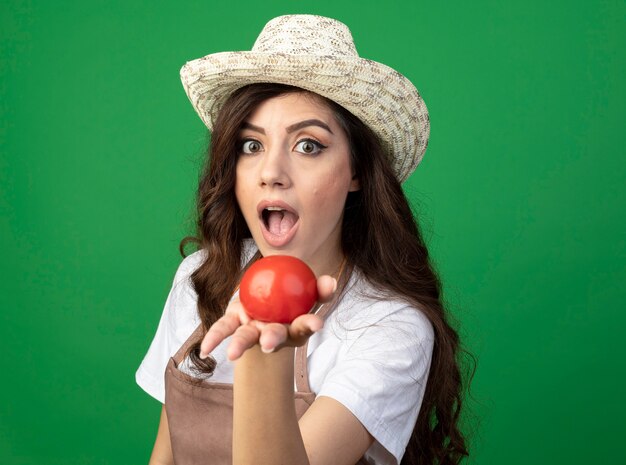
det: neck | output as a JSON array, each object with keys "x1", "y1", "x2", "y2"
[{"x1": 308, "y1": 247, "x2": 345, "y2": 278}]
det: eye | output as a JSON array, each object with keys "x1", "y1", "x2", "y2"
[
  {"x1": 240, "y1": 139, "x2": 263, "y2": 154},
  {"x1": 294, "y1": 139, "x2": 327, "y2": 155}
]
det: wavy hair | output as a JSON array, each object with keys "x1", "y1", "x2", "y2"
[{"x1": 179, "y1": 83, "x2": 475, "y2": 464}]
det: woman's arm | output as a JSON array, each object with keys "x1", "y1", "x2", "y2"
[
  {"x1": 233, "y1": 345, "x2": 374, "y2": 465},
  {"x1": 233, "y1": 345, "x2": 308, "y2": 464},
  {"x1": 148, "y1": 404, "x2": 174, "y2": 465},
  {"x1": 299, "y1": 396, "x2": 374, "y2": 465},
  {"x1": 202, "y1": 275, "x2": 374, "y2": 465}
]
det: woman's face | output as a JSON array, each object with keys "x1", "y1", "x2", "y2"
[{"x1": 235, "y1": 92, "x2": 359, "y2": 277}]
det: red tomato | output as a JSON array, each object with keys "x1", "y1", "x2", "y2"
[{"x1": 239, "y1": 255, "x2": 318, "y2": 324}]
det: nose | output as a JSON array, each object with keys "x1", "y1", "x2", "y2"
[{"x1": 259, "y1": 144, "x2": 291, "y2": 188}]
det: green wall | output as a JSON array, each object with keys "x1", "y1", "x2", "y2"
[{"x1": 1, "y1": 0, "x2": 624, "y2": 463}]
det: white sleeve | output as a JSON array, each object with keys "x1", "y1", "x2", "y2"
[
  {"x1": 316, "y1": 303, "x2": 435, "y2": 465},
  {"x1": 135, "y1": 251, "x2": 205, "y2": 403}
]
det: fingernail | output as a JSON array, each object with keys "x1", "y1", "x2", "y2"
[
  {"x1": 199, "y1": 351, "x2": 207, "y2": 359},
  {"x1": 332, "y1": 278, "x2": 338, "y2": 293},
  {"x1": 261, "y1": 346, "x2": 274, "y2": 354}
]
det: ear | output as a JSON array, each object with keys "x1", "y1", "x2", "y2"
[{"x1": 349, "y1": 173, "x2": 360, "y2": 192}]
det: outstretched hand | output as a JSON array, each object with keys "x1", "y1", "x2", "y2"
[{"x1": 199, "y1": 275, "x2": 337, "y2": 361}]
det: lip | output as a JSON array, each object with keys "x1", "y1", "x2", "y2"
[{"x1": 257, "y1": 199, "x2": 300, "y2": 248}]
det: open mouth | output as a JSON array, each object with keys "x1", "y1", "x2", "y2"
[
  {"x1": 257, "y1": 202, "x2": 300, "y2": 247},
  {"x1": 262, "y1": 207, "x2": 299, "y2": 236}
]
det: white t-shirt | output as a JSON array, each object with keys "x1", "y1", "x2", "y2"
[{"x1": 136, "y1": 244, "x2": 435, "y2": 465}]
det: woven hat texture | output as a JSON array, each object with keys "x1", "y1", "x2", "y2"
[{"x1": 180, "y1": 14, "x2": 430, "y2": 182}]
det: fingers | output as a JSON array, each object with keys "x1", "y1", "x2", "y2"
[
  {"x1": 262, "y1": 314, "x2": 324, "y2": 352},
  {"x1": 227, "y1": 324, "x2": 261, "y2": 361},
  {"x1": 200, "y1": 311, "x2": 241, "y2": 358},
  {"x1": 258, "y1": 323, "x2": 288, "y2": 353},
  {"x1": 200, "y1": 304, "x2": 325, "y2": 361},
  {"x1": 317, "y1": 275, "x2": 338, "y2": 303},
  {"x1": 290, "y1": 314, "x2": 324, "y2": 336}
]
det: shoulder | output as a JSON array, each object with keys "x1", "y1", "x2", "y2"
[
  {"x1": 333, "y1": 268, "x2": 435, "y2": 343},
  {"x1": 173, "y1": 249, "x2": 207, "y2": 286},
  {"x1": 241, "y1": 238, "x2": 259, "y2": 265},
  {"x1": 310, "y1": 268, "x2": 435, "y2": 464},
  {"x1": 173, "y1": 238, "x2": 258, "y2": 287}
]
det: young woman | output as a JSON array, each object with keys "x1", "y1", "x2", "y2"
[{"x1": 136, "y1": 15, "x2": 471, "y2": 465}]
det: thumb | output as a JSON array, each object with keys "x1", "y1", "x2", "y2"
[{"x1": 316, "y1": 275, "x2": 337, "y2": 303}]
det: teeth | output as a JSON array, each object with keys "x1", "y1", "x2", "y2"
[{"x1": 266, "y1": 206, "x2": 284, "y2": 211}]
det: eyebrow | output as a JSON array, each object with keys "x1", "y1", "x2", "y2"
[{"x1": 240, "y1": 119, "x2": 334, "y2": 135}]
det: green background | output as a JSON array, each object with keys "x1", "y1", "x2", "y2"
[{"x1": 1, "y1": 0, "x2": 624, "y2": 463}]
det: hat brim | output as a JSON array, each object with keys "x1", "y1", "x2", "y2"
[{"x1": 180, "y1": 51, "x2": 429, "y2": 182}]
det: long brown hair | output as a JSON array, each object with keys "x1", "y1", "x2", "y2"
[{"x1": 180, "y1": 83, "x2": 475, "y2": 464}]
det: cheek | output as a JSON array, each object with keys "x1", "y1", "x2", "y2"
[
  {"x1": 312, "y1": 178, "x2": 341, "y2": 198},
  {"x1": 309, "y1": 174, "x2": 350, "y2": 213},
  {"x1": 312, "y1": 160, "x2": 352, "y2": 197}
]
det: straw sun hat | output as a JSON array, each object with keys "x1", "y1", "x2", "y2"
[{"x1": 180, "y1": 14, "x2": 430, "y2": 182}]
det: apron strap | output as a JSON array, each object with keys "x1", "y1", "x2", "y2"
[
  {"x1": 173, "y1": 324, "x2": 204, "y2": 364},
  {"x1": 295, "y1": 262, "x2": 353, "y2": 393}
]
